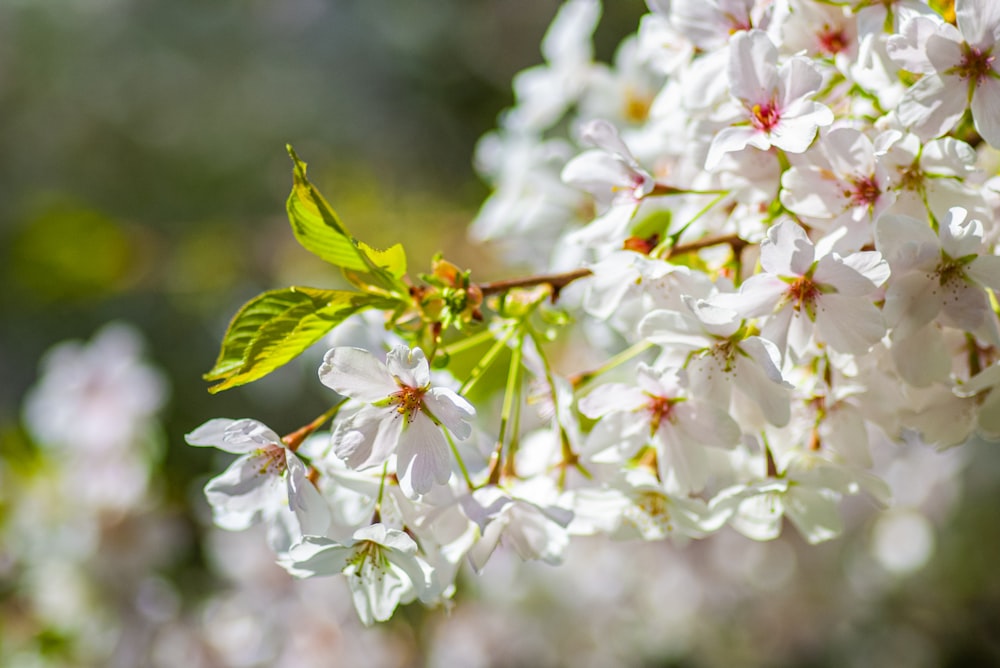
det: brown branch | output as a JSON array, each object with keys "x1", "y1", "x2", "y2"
[
  {"x1": 666, "y1": 232, "x2": 748, "y2": 259},
  {"x1": 478, "y1": 268, "x2": 593, "y2": 297},
  {"x1": 474, "y1": 233, "x2": 748, "y2": 300}
]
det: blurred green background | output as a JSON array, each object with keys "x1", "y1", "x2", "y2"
[{"x1": 3, "y1": 1, "x2": 1000, "y2": 666}]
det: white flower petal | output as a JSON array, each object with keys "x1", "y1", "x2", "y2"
[
  {"x1": 770, "y1": 103, "x2": 831, "y2": 153},
  {"x1": 397, "y1": 415, "x2": 451, "y2": 496},
  {"x1": 814, "y1": 293, "x2": 885, "y2": 354},
  {"x1": 972, "y1": 77, "x2": 1000, "y2": 149},
  {"x1": 204, "y1": 453, "x2": 285, "y2": 527},
  {"x1": 956, "y1": 0, "x2": 1000, "y2": 50},
  {"x1": 784, "y1": 487, "x2": 843, "y2": 544},
  {"x1": 896, "y1": 73, "x2": 967, "y2": 141},
  {"x1": 319, "y1": 347, "x2": 396, "y2": 401},
  {"x1": 705, "y1": 125, "x2": 762, "y2": 170},
  {"x1": 386, "y1": 346, "x2": 430, "y2": 389},
  {"x1": 890, "y1": 324, "x2": 951, "y2": 387},
  {"x1": 332, "y1": 407, "x2": 400, "y2": 470},
  {"x1": 728, "y1": 30, "x2": 778, "y2": 103},
  {"x1": 638, "y1": 309, "x2": 712, "y2": 349},
  {"x1": 882, "y1": 270, "x2": 942, "y2": 337},
  {"x1": 736, "y1": 338, "x2": 792, "y2": 426},
  {"x1": 286, "y1": 454, "x2": 332, "y2": 537},
  {"x1": 875, "y1": 214, "x2": 940, "y2": 270},
  {"x1": 283, "y1": 536, "x2": 352, "y2": 578},
  {"x1": 423, "y1": 387, "x2": 476, "y2": 440},
  {"x1": 730, "y1": 274, "x2": 788, "y2": 318},
  {"x1": 186, "y1": 418, "x2": 282, "y2": 454},
  {"x1": 762, "y1": 220, "x2": 815, "y2": 277},
  {"x1": 578, "y1": 383, "x2": 648, "y2": 418}
]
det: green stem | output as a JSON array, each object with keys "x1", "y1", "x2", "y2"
[
  {"x1": 570, "y1": 340, "x2": 654, "y2": 390},
  {"x1": 459, "y1": 324, "x2": 518, "y2": 396},
  {"x1": 528, "y1": 331, "x2": 584, "y2": 478},
  {"x1": 373, "y1": 461, "x2": 389, "y2": 524},
  {"x1": 653, "y1": 191, "x2": 729, "y2": 258},
  {"x1": 440, "y1": 328, "x2": 496, "y2": 357},
  {"x1": 491, "y1": 331, "x2": 524, "y2": 483},
  {"x1": 444, "y1": 427, "x2": 475, "y2": 490}
]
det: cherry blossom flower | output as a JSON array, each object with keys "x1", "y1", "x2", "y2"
[
  {"x1": 889, "y1": 0, "x2": 1000, "y2": 146},
  {"x1": 876, "y1": 131, "x2": 987, "y2": 224},
  {"x1": 726, "y1": 220, "x2": 890, "y2": 358},
  {"x1": 780, "y1": 127, "x2": 896, "y2": 249},
  {"x1": 562, "y1": 119, "x2": 655, "y2": 209},
  {"x1": 319, "y1": 346, "x2": 475, "y2": 497},
  {"x1": 579, "y1": 365, "x2": 740, "y2": 494},
  {"x1": 775, "y1": 0, "x2": 858, "y2": 64},
  {"x1": 280, "y1": 524, "x2": 432, "y2": 626},
  {"x1": 460, "y1": 483, "x2": 573, "y2": 571},
  {"x1": 705, "y1": 29, "x2": 833, "y2": 169},
  {"x1": 712, "y1": 448, "x2": 890, "y2": 544},
  {"x1": 186, "y1": 418, "x2": 331, "y2": 547},
  {"x1": 639, "y1": 295, "x2": 793, "y2": 427},
  {"x1": 875, "y1": 207, "x2": 1000, "y2": 341},
  {"x1": 571, "y1": 468, "x2": 726, "y2": 543},
  {"x1": 669, "y1": 0, "x2": 765, "y2": 51}
]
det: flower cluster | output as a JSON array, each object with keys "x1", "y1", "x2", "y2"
[{"x1": 191, "y1": 0, "x2": 1000, "y2": 624}]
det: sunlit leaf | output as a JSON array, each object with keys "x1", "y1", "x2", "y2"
[
  {"x1": 205, "y1": 286, "x2": 384, "y2": 393},
  {"x1": 287, "y1": 146, "x2": 367, "y2": 271},
  {"x1": 285, "y1": 146, "x2": 408, "y2": 293},
  {"x1": 359, "y1": 240, "x2": 407, "y2": 279}
]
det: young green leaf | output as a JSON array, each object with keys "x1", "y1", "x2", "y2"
[
  {"x1": 286, "y1": 146, "x2": 368, "y2": 271},
  {"x1": 204, "y1": 286, "x2": 385, "y2": 393},
  {"x1": 285, "y1": 146, "x2": 408, "y2": 293}
]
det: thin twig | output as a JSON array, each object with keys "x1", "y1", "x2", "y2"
[{"x1": 478, "y1": 268, "x2": 593, "y2": 297}]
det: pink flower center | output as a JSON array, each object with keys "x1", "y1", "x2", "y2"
[
  {"x1": 845, "y1": 174, "x2": 881, "y2": 209},
  {"x1": 256, "y1": 444, "x2": 288, "y2": 475},
  {"x1": 750, "y1": 102, "x2": 780, "y2": 132},
  {"x1": 788, "y1": 276, "x2": 820, "y2": 311},
  {"x1": 390, "y1": 385, "x2": 427, "y2": 423},
  {"x1": 725, "y1": 12, "x2": 752, "y2": 35},
  {"x1": 817, "y1": 25, "x2": 848, "y2": 55},
  {"x1": 646, "y1": 395, "x2": 676, "y2": 435},
  {"x1": 951, "y1": 44, "x2": 996, "y2": 85}
]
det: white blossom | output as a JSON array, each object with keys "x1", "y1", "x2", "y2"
[{"x1": 319, "y1": 346, "x2": 475, "y2": 497}]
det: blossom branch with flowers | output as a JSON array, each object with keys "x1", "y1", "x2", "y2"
[{"x1": 188, "y1": 0, "x2": 1000, "y2": 625}]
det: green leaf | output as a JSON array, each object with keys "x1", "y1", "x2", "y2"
[
  {"x1": 285, "y1": 146, "x2": 408, "y2": 292},
  {"x1": 286, "y1": 146, "x2": 369, "y2": 272},
  {"x1": 204, "y1": 286, "x2": 380, "y2": 393},
  {"x1": 359, "y1": 240, "x2": 407, "y2": 279}
]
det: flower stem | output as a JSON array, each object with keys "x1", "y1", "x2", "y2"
[
  {"x1": 460, "y1": 324, "x2": 518, "y2": 396},
  {"x1": 443, "y1": 427, "x2": 475, "y2": 490},
  {"x1": 666, "y1": 232, "x2": 749, "y2": 259},
  {"x1": 440, "y1": 328, "x2": 496, "y2": 356},
  {"x1": 282, "y1": 399, "x2": 347, "y2": 452},
  {"x1": 488, "y1": 330, "x2": 524, "y2": 484},
  {"x1": 652, "y1": 192, "x2": 730, "y2": 257},
  {"x1": 570, "y1": 340, "x2": 654, "y2": 390}
]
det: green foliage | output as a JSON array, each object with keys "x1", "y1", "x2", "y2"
[
  {"x1": 205, "y1": 149, "x2": 417, "y2": 393},
  {"x1": 286, "y1": 146, "x2": 408, "y2": 294},
  {"x1": 205, "y1": 287, "x2": 387, "y2": 393}
]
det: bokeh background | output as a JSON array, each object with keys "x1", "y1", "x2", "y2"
[{"x1": 2, "y1": 1, "x2": 1000, "y2": 666}]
